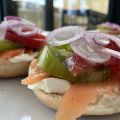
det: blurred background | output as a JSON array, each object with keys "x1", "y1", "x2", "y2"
[{"x1": 0, "y1": 0, "x2": 120, "y2": 31}]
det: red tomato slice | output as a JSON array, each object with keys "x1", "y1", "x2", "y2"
[
  {"x1": 5, "y1": 29, "x2": 46, "y2": 49},
  {"x1": 66, "y1": 55, "x2": 95, "y2": 76},
  {"x1": 104, "y1": 41, "x2": 120, "y2": 81},
  {"x1": 106, "y1": 40, "x2": 120, "y2": 51}
]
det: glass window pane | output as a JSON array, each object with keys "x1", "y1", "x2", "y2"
[
  {"x1": 11, "y1": 0, "x2": 109, "y2": 30},
  {"x1": 13, "y1": 0, "x2": 45, "y2": 30}
]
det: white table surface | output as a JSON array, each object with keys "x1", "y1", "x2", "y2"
[{"x1": 0, "y1": 77, "x2": 120, "y2": 120}]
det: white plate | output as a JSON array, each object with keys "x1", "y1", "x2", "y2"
[{"x1": 0, "y1": 78, "x2": 120, "y2": 120}]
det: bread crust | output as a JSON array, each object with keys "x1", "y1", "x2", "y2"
[
  {"x1": 0, "y1": 59, "x2": 31, "y2": 78},
  {"x1": 32, "y1": 87, "x2": 120, "y2": 115}
]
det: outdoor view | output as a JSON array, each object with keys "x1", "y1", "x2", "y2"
[{"x1": 13, "y1": 0, "x2": 109, "y2": 30}]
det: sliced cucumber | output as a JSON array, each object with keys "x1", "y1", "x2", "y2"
[
  {"x1": 37, "y1": 46, "x2": 73, "y2": 80},
  {"x1": 51, "y1": 47, "x2": 73, "y2": 61},
  {"x1": 56, "y1": 44, "x2": 72, "y2": 51},
  {"x1": 76, "y1": 67, "x2": 110, "y2": 82},
  {"x1": 37, "y1": 46, "x2": 110, "y2": 82},
  {"x1": 0, "y1": 40, "x2": 23, "y2": 52}
]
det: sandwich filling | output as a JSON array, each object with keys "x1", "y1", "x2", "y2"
[
  {"x1": 22, "y1": 26, "x2": 120, "y2": 120},
  {"x1": 0, "y1": 16, "x2": 46, "y2": 62},
  {"x1": 97, "y1": 22, "x2": 120, "y2": 35}
]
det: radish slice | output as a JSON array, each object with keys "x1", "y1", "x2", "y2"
[
  {"x1": 47, "y1": 26, "x2": 85, "y2": 46},
  {"x1": 70, "y1": 38, "x2": 111, "y2": 63}
]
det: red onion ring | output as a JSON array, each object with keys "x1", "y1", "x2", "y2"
[
  {"x1": 4, "y1": 16, "x2": 21, "y2": 21},
  {"x1": 70, "y1": 37, "x2": 111, "y2": 63},
  {"x1": 47, "y1": 26, "x2": 85, "y2": 46},
  {"x1": 101, "y1": 48, "x2": 120, "y2": 60},
  {"x1": 84, "y1": 32, "x2": 120, "y2": 47},
  {"x1": 0, "y1": 16, "x2": 42, "y2": 39},
  {"x1": 46, "y1": 27, "x2": 120, "y2": 63},
  {"x1": 71, "y1": 31, "x2": 120, "y2": 63},
  {"x1": 9, "y1": 20, "x2": 41, "y2": 36},
  {"x1": 0, "y1": 22, "x2": 8, "y2": 39}
]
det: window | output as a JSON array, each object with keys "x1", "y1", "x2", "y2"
[{"x1": 2, "y1": 0, "x2": 120, "y2": 30}]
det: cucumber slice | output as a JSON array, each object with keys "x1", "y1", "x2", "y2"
[
  {"x1": 86, "y1": 68, "x2": 110, "y2": 82},
  {"x1": 0, "y1": 40, "x2": 22, "y2": 52},
  {"x1": 38, "y1": 46, "x2": 73, "y2": 80},
  {"x1": 76, "y1": 67, "x2": 110, "y2": 82},
  {"x1": 37, "y1": 46, "x2": 110, "y2": 82},
  {"x1": 51, "y1": 47, "x2": 73, "y2": 61},
  {"x1": 56, "y1": 44, "x2": 72, "y2": 51}
]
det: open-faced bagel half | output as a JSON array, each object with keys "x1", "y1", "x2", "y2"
[{"x1": 29, "y1": 66, "x2": 120, "y2": 115}]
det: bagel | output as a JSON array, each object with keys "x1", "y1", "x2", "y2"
[
  {"x1": 0, "y1": 54, "x2": 32, "y2": 78},
  {"x1": 29, "y1": 66, "x2": 120, "y2": 115},
  {"x1": 33, "y1": 86, "x2": 120, "y2": 115}
]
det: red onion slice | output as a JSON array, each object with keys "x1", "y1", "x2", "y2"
[
  {"x1": 70, "y1": 38, "x2": 111, "y2": 63},
  {"x1": 8, "y1": 19, "x2": 41, "y2": 36},
  {"x1": 4, "y1": 16, "x2": 21, "y2": 21},
  {"x1": 101, "y1": 48, "x2": 120, "y2": 59},
  {"x1": 71, "y1": 31, "x2": 120, "y2": 63},
  {"x1": 47, "y1": 26, "x2": 85, "y2": 46},
  {"x1": 0, "y1": 22, "x2": 8, "y2": 39},
  {"x1": 9, "y1": 21, "x2": 41, "y2": 36},
  {"x1": 1, "y1": 16, "x2": 22, "y2": 39},
  {"x1": 84, "y1": 32, "x2": 120, "y2": 47},
  {"x1": 0, "y1": 16, "x2": 42, "y2": 39}
]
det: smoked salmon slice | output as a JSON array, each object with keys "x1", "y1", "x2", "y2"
[
  {"x1": 56, "y1": 83, "x2": 114, "y2": 120},
  {"x1": 21, "y1": 72, "x2": 48, "y2": 85},
  {"x1": 0, "y1": 49, "x2": 24, "y2": 59},
  {"x1": 30, "y1": 59, "x2": 37, "y2": 68},
  {"x1": 21, "y1": 59, "x2": 49, "y2": 85}
]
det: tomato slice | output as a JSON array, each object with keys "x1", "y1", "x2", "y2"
[
  {"x1": 0, "y1": 49, "x2": 24, "y2": 59},
  {"x1": 66, "y1": 55, "x2": 95, "y2": 76},
  {"x1": 5, "y1": 29, "x2": 46, "y2": 49},
  {"x1": 104, "y1": 41, "x2": 120, "y2": 81}
]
